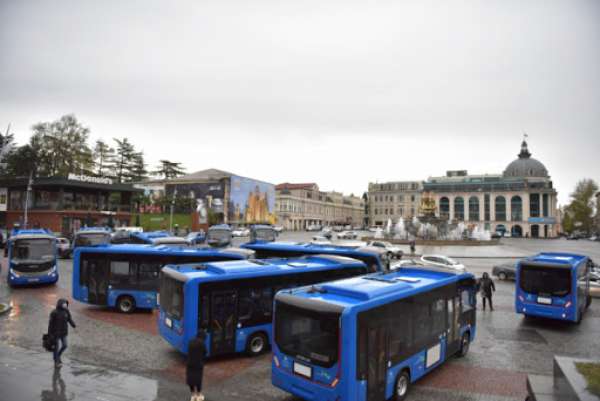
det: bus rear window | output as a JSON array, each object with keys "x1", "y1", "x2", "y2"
[
  {"x1": 160, "y1": 274, "x2": 185, "y2": 320},
  {"x1": 274, "y1": 302, "x2": 339, "y2": 368},
  {"x1": 75, "y1": 234, "x2": 110, "y2": 247},
  {"x1": 520, "y1": 264, "x2": 571, "y2": 297}
]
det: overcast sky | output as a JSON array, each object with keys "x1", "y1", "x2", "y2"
[{"x1": 1, "y1": 0, "x2": 599, "y2": 205}]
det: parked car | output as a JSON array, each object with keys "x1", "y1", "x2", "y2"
[
  {"x1": 56, "y1": 237, "x2": 71, "y2": 258},
  {"x1": 420, "y1": 255, "x2": 466, "y2": 271},
  {"x1": 491, "y1": 231, "x2": 503, "y2": 239},
  {"x1": 492, "y1": 261, "x2": 518, "y2": 280},
  {"x1": 337, "y1": 230, "x2": 358, "y2": 240},
  {"x1": 367, "y1": 240, "x2": 403, "y2": 259},
  {"x1": 391, "y1": 258, "x2": 426, "y2": 270},
  {"x1": 185, "y1": 231, "x2": 206, "y2": 245},
  {"x1": 273, "y1": 225, "x2": 284, "y2": 233},
  {"x1": 232, "y1": 227, "x2": 250, "y2": 237},
  {"x1": 320, "y1": 228, "x2": 333, "y2": 239},
  {"x1": 306, "y1": 224, "x2": 321, "y2": 232}
]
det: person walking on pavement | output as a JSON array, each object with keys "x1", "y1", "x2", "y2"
[
  {"x1": 187, "y1": 331, "x2": 207, "y2": 401},
  {"x1": 47, "y1": 298, "x2": 76, "y2": 368},
  {"x1": 480, "y1": 272, "x2": 496, "y2": 311}
]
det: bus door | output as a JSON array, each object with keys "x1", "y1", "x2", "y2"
[
  {"x1": 446, "y1": 296, "x2": 461, "y2": 355},
  {"x1": 87, "y1": 258, "x2": 109, "y2": 305},
  {"x1": 366, "y1": 322, "x2": 388, "y2": 401},
  {"x1": 210, "y1": 290, "x2": 238, "y2": 355}
]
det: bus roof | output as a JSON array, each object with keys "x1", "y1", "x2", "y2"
[
  {"x1": 524, "y1": 252, "x2": 588, "y2": 269},
  {"x1": 131, "y1": 231, "x2": 171, "y2": 241},
  {"x1": 277, "y1": 267, "x2": 475, "y2": 308},
  {"x1": 10, "y1": 229, "x2": 55, "y2": 241},
  {"x1": 241, "y1": 241, "x2": 387, "y2": 258},
  {"x1": 75, "y1": 227, "x2": 112, "y2": 234},
  {"x1": 75, "y1": 243, "x2": 251, "y2": 259},
  {"x1": 163, "y1": 255, "x2": 366, "y2": 282}
]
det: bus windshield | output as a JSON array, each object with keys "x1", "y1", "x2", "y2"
[
  {"x1": 75, "y1": 233, "x2": 110, "y2": 247},
  {"x1": 160, "y1": 273, "x2": 185, "y2": 320},
  {"x1": 520, "y1": 264, "x2": 571, "y2": 297},
  {"x1": 208, "y1": 229, "x2": 230, "y2": 242},
  {"x1": 13, "y1": 239, "x2": 55, "y2": 263},
  {"x1": 275, "y1": 302, "x2": 339, "y2": 368},
  {"x1": 253, "y1": 228, "x2": 276, "y2": 242}
]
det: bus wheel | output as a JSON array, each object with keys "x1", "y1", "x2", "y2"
[
  {"x1": 117, "y1": 296, "x2": 136, "y2": 313},
  {"x1": 499, "y1": 272, "x2": 507, "y2": 281},
  {"x1": 247, "y1": 332, "x2": 267, "y2": 356},
  {"x1": 458, "y1": 333, "x2": 470, "y2": 357},
  {"x1": 394, "y1": 370, "x2": 410, "y2": 401}
]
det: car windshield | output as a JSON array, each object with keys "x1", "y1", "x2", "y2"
[
  {"x1": 159, "y1": 273, "x2": 185, "y2": 320},
  {"x1": 13, "y1": 239, "x2": 54, "y2": 263},
  {"x1": 275, "y1": 301, "x2": 340, "y2": 368},
  {"x1": 520, "y1": 264, "x2": 571, "y2": 297},
  {"x1": 75, "y1": 233, "x2": 110, "y2": 247}
]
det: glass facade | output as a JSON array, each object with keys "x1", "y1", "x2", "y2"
[{"x1": 511, "y1": 196, "x2": 522, "y2": 221}]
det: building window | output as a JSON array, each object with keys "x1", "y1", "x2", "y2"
[
  {"x1": 495, "y1": 196, "x2": 506, "y2": 221},
  {"x1": 529, "y1": 194, "x2": 540, "y2": 218},
  {"x1": 454, "y1": 197, "x2": 464, "y2": 221},
  {"x1": 439, "y1": 197, "x2": 450, "y2": 219},
  {"x1": 511, "y1": 195, "x2": 523, "y2": 221},
  {"x1": 468, "y1": 196, "x2": 479, "y2": 221},
  {"x1": 542, "y1": 194, "x2": 549, "y2": 217}
]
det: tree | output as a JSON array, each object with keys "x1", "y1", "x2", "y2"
[
  {"x1": 93, "y1": 140, "x2": 115, "y2": 177},
  {"x1": 563, "y1": 179, "x2": 598, "y2": 234},
  {"x1": 112, "y1": 138, "x2": 137, "y2": 183},
  {"x1": 0, "y1": 125, "x2": 15, "y2": 176},
  {"x1": 4, "y1": 144, "x2": 39, "y2": 177},
  {"x1": 130, "y1": 151, "x2": 149, "y2": 182},
  {"x1": 152, "y1": 160, "x2": 186, "y2": 180},
  {"x1": 30, "y1": 114, "x2": 94, "y2": 177}
]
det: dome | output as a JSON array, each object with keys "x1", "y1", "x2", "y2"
[{"x1": 503, "y1": 141, "x2": 549, "y2": 178}]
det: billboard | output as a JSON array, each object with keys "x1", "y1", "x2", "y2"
[
  {"x1": 229, "y1": 175, "x2": 276, "y2": 224},
  {"x1": 166, "y1": 182, "x2": 226, "y2": 224}
]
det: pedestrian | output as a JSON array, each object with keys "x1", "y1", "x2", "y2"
[
  {"x1": 47, "y1": 298, "x2": 76, "y2": 368},
  {"x1": 186, "y1": 331, "x2": 207, "y2": 401},
  {"x1": 480, "y1": 272, "x2": 496, "y2": 311},
  {"x1": 409, "y1": 240, "x2": 416, "y2": 255},
  {"x1": 174, "y1": 224, "x2": 180, "y2": 236}
]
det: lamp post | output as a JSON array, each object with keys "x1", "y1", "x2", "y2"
[
  {"x1": 23, "y1": 171, "x2": 33, "y2": 229},
  {"x1": 169, "y1": 188, "x2": 177, "y2": 233}
]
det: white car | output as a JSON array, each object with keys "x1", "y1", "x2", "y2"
[
  {"x1": 337, "y1": 231, "x2": 358, "y2": 240},
  {"x1": 391, "y1": 259, "x2": 426, "y2": 270},
  {"x1": 420, "y1": 255, "x2": 466, "y2": 272},
  {"x1": 311, "y1": 235, "x2": 331, "y2": 245},
  {"x1": 56, "y1": 237, "x2": 71, "y2": 258},
  {"x1": 232, "y1": 228, "x2": 250, "y2": 237},
  {"x1": 367, "y1": 241, "x2": 403, "y2": 259},
  {"x1": 273, "y1": 225, "x2": 284, "y2": 233}
]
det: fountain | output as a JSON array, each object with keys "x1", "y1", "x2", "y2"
[
  {"x1": 373, "y1": 227, "x2": 384, "y2": 239},
  {"x1": 384, "y1": 218, "x2": 393, "y2": 239},
  {"x1": 394, "y1": 217, "x2": 407, "y2": 239}
]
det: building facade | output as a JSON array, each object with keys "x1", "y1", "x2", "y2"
[
  {"x1": 275, "y1": 183, "x2": 363, "y2": 230},
  {"x1": 367, "y1": 181, "x2": 423, "y2": 226},
  {"x1": 423, "y1": 141, "x2": 559, "y2": 238},
  {"x1": 0, "y1": 175, "x2": 140, "y2": 235}
]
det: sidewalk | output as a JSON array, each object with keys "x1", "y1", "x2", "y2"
[{"x1": 0, "y1": 343, "x2": 186, "y2": 401}]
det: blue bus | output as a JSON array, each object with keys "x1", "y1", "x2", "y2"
[
  {"x1": 515, "y1": 252, "x2": 593, "y2": 323},
  {"x1": 111, "y1": 230, "x2": 187, "y2": 246},
  {"x1": 249, "y1": 225, "x2": 278, "y2": 243},
  {"x1": 6, "y1": 229, "x2": 58, "y2": 286},
  {"x1": 158, "y1": 255, "x2": 370, "y2": 357},
  {"x1": 68, "y1": 227, "x2": 112, "y2": 258},
  {"x1": 272, "y1": 267, "x2": 478, "y2": 401},
  {"x1": 241, "y1": 241, "x2": 391, "y2": 273},
  {"x1": 73, "y1": 244, "x2": 254, "y2": 313},
  {"x1": 206, "y1": 224, "x2": 232, "y2": 247}
]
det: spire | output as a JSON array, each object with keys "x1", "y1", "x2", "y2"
[{"x1": 518, "y1": 134, "x2": 531, "y2": 159}]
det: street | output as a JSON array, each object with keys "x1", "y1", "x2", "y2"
[{"x1": 1, "y1": 236, "x2": 600, "y2": 401}]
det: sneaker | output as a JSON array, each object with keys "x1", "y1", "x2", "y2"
[
  {"x1": 198, "y1": 395, "x2": 205, "y2": 401},
  {"x1": 54, "y1": 362, "x2": 62, "y2": 368}
]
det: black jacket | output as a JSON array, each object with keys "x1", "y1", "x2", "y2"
[
  {"x1": 186, "y1": 337, "x2": 206, "y2": 387},
  {"x1": 480, "y1": 277, "x2": 496, "y2": 297},
  {"x1": 48, "y1": 299, "x2": 76, "y2": 338}
]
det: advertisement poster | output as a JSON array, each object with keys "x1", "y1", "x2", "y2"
[{"x1": 228, "y1": 175, "x2": 276, "y2": 224}]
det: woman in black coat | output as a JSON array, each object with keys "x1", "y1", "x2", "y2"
[
  {"x1": 48, "y1": 298, "x2": 76, "y2": 368},
  {"x1": 186, "y1": 331, "x2": 207, "y2": 401}
]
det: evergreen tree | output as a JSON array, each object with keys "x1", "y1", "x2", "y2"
[
  {"x1": 112, "y1": 137, "x2": 136, "y2": 183},
  {"x1": 93, "y1": 139, "x2": 115, "y2": 177},
  {"x1": 130, "y1": 151, "x2": 149, "y2": 182},
  {"x1": 152, "y1": 160, "x2": 186, "y2": 179}
]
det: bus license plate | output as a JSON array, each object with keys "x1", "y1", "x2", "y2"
[
  {"x1": 537, "y1": 296, "x2": 552, "y2": 305},
  {"x1": 293, "y1": 362, "x2": 311, "y2": 378},
  {"x1": 29, "y1": 278, "x2": 40, "y2": 282},
  {"x1": 165, "y1": 317, "x2": 172, "y2": 328}
]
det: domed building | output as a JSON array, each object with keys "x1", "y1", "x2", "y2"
[{"x1": 423, "y1": 140, "x2": 559, "y2": 238}]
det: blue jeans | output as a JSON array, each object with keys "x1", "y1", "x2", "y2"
[{"x1": 53, "y1": 336, "x2": 67, "y2": 362}]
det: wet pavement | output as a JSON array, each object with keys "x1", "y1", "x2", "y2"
[{"x1": 1, "y1": 236, "x2": 599, "y2": 400}]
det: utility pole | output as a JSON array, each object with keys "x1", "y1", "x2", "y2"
[
  {"x1": 24, "y1": 171, "x2": 33, "y2": 228},
  {"x1": 169, "y1": 188, "x2": 177, "y2": 233}
]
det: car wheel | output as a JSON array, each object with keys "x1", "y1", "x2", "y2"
[
  {"x1": 117, "y1": 296, "x2": 136, "y2": 313},
  {"x1": 394, "y1": 370, "x2": 410, "y2": 401},
  {"x1": 458, "y1": 332, "x2": 470, "y2": 357},
  {"x1": 499, "y1": 272, "x2": 507, "y2": 281},
  {"x1": 246, "y1": 332, "x2": 267, "y2": 356}
]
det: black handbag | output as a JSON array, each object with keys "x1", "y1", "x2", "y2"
[{"x1": 42, "y1": 333, "x2": 56, "y2": 352}]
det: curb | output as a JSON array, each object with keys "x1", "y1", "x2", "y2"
[{"x1": 0, "y1": 302, "x2": 12, "y2": 316}]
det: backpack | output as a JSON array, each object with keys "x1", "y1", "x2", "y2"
[{"x1": 42, "y1": 333, "x2": 56, "y2": 352}]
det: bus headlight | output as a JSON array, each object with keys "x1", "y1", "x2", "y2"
[
  {"x1": 11, "y1": 271, "x2": 20, "y2": 278},
  {"x1": 273, "y1": 355, "x2": 280, "y2": 367}
]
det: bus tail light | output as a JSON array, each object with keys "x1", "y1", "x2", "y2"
[
  {"x1": 330, "y1": 324, "x2": 341, "y2": 387},
  {"x1": 518, "y1": 295, "x2": 524, "y2": 302},
  {"x1": 273, "y1": 355, "x2": 280, "y2": 368},
  {"x1": 565, "y1": 301, "x2": 572, "y2": 308},
  {"x1": 330, "y1": 378, "x2": 339, "y2": 387}
]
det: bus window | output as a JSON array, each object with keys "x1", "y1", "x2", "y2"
[
  {"x1": 260, "y1": 288, "x2": 273, "y2": 317},
  {"x1": 520, "y1": 265, "x2": 571, "y2": 297},
  {"x1": 110, "y1": 261, "x2": 132, "y2": 287},
  {"x1": 138, "y1": 261, "x2": 160, "y2": 290},
  {"x1": 238, "y1": 289, "x2": 254, "y2": 323},
  {"x1": 431, "y1": 299, "x2": 446, "y2": 334},
  {"x1": 461, "y1": 289, "x2": 474, "y2": 313},
  {"x1": 198, "y1": 294, "x2": 210, "y2": 330}
]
